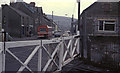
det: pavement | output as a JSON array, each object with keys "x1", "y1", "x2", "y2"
[
  {"x1": 12, "y1": 35, "x2": 38, "y2": 41},
  {"x1": 62, "y1": 57, "x2": 105, "y2": 72},
  {"x1": 11, "y1": 35, "x2": 59, "y2": 41}
]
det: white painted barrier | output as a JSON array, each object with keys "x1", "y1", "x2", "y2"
[
  {"x1": 0, "y1": 35, "x2": 80, "y2": 72},
  {"x1": 0, "y1": 42, "x2": 5, "y2": 73}
]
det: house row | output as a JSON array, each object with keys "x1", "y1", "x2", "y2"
[{"x1": 2, "y1": 2, "x2": 55, "y2": 37}]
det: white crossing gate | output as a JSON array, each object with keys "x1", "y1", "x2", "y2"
[
  {"x1": 0, "y1": 35, "x2": 80, "y2": 72},
  {"x1": 0, "y1": 42, "x2": 5, "y2": 73}
]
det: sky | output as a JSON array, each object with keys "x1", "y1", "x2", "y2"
[{"x1": 1, "y1": 0, "x2": 97, "y2": 19}]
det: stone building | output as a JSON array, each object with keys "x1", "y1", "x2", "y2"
[
  {"x1": 80, "y1": 2, "x2": 120, "y2": 68},
  {"x1": 2, "y1": 4, "x2": 33, "y2": 37},
  {"x1": 2, "y1": 2, "x2": 55, "y2": 37}
]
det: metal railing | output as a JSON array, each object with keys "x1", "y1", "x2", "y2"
[{"x1": 0, "y1": 34, "x2": 80, "y2": 72}]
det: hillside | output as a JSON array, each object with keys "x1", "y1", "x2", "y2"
[{"x1": 47, "y1": 15, "x2": 77, "y2": 31}]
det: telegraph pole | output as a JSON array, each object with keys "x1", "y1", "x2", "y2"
[
  {"x1": 71, "y1": 14, "x2": 74, "y2": 35},
  {"x1": 77, "y1": 0, "x2": 84, "y2": 59},
  {"x1": 52, "y1": 11, "x2": 53, "y2": 21},
  {"x1": 52, "y1": 11, "x2": 54, "y2": 29},
  {"x1": 78, "y1": 0, "x2": 80, "y2": 31}
]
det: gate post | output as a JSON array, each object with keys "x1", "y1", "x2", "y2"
[
  {"x1": 0, "y1": 31, "x2": 6, "y2": 73},
  {"x1": 59, "y1": 38, "x2": 64, "y2": 70},
  {"x1": 0, "y1": 41, "x2": 4, "y2": 73},
  {"x1": 77, "y1": 38, "x2": 80, "y2": 54},
  {"x1": 38, "y1": 40, "x2": 42, "y2": 71},
  {"x1": 70, "y1": 37, "x2": 73, "y2": 58}
]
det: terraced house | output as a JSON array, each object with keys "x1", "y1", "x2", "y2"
[{"x1": 2, "y1": 1, "x2": 55, "y2": 37}]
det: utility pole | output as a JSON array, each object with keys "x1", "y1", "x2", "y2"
[
  {"x1": 52, "y1": 11, "x2": 53, "y2": 21},
  {"x1": 78, "y1": 0, "x2": 80, "y2": 31},
  {"x1": 71, "y1": 14, "x2": 74, "y2": 35},
  {"x1": 52, "y1": 11, "x2": 54, "y2": 29},
  {"x1": 77, "y1": 0, "x2": 84, "y2": 59}
]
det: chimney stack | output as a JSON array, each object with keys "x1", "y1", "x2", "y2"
[
  {"x1": 16, "y1": 0, "x2": 23, "y2": 2},
  {"x1": 30, "y1": 2, "x2": 35, "y2": 7},
  {"x1": 10, "y1": 0, "x2": 15, "y2": 3}
]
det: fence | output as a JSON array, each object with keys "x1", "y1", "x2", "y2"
[
  {"x1": 0, "y1": 34, "x2": 80, "y2": 72},
  {"x1": 0, "y1": 31, "x2": 5, "y2": 73}
]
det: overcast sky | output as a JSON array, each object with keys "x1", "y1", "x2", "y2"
[{"x1": 0, "y1": 0, "x2": 109, "y2": 19}]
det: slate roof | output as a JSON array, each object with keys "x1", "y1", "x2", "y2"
[
  {"x1": 81, "y1": 2, "x2": 119, "y2": 16},
  {"x1": 22, "y1": 2, "x2": 34, "y2": 13},
  {"x1": 8, "y1": 5, "x2": 30, "y2": 17}
]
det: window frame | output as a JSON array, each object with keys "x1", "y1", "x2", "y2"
[
  {"x1": 98, "y1": 20, "x2": 116, "y2": 32},
  {"x1": 39, "y1": 28, "x2": 47, "y2": 32}
]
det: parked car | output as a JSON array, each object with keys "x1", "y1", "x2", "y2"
[
  {"x1": 54, "y1": 31, "x2": 62, "y2": 37},
  {"x1": 62, "y1": 31, "x2": 70, "y2": 37}
]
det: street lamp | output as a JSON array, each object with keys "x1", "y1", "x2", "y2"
[
  {"x1": 52, "y1": 11, "x2": 54, "y2": 21},
  {"x1": 65, "y1": 14, "x2": 68, "y2": 17}
]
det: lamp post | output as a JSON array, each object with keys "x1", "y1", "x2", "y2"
[
  {"x1": 65, "y1": 14, "x2": 69, "y2": 32},
  {"x1": 52, "y1": 11, "x2": 55, "y2": 30},
  {"x1": 52, "y1": 11, "x2": 54, "y2": 21},
  {"x1": 71, "y1": 14, "x2": 74, "y2": 35}
]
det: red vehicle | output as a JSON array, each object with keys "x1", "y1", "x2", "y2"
[{"x1": 37, "y1": 25, "x2": 53, "y2": 38}]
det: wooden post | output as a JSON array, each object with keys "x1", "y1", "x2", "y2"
[
  {"x1": 59, "y1": 38, "x2": 64, "y2": 70},
  {"x1": 1, "y1": 31, "x2": 6, "y2": 73},
  {"x1": 38, "y1": 40, "x2": 42, "y2": 71}
]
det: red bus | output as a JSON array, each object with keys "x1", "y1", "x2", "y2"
[{"x1": 37, "y1": 25, "x2": 53, "y2": 38}]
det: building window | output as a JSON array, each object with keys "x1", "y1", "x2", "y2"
[
  {"x1": 99, "y1": 21, "x2": 104, "y2": 30},
  {"x1": 98, "y1": 20, "x2": 116, "y2": 32}
]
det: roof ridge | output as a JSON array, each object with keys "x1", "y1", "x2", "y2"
[
  {"x1": 22, "y1": 2, "x2": 34, "y2": 13},
  {"x1": 8, "y1": 5, "x2": 30, "y2": 17}
]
